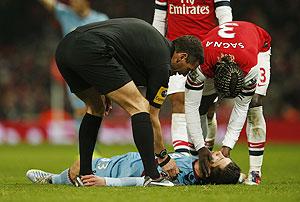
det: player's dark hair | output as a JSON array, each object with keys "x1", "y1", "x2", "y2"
[
  {"x1": 173, "y1": 35, "x2": 204, "y2": 65},
  {"x1": 208, "y1": 161, "x2": 241, "y2": 185},
  {"x1": 214, "y1": 55, "x2": 244, "y2": 99}
]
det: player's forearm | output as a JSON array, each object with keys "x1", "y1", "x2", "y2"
[
  {"x1": 215, "y1": 7, "x2": 232, "y2": 25},
  {"x1": 149, "y1": 106, "x2": 166, "y2": 153},
  {"x1": 151, "y1": 115, "x2": 166, "y2": 153},
  {"x1": 215, "y1": 6, "x2": 233, "y2": 24},
  {"x1": 222, "y1": 95, "x2": 252, "y2": 148},
  {"x1": 152, "y1": 9, "x2": 167, "y2": 36},
  {"x1": 215, "y1": 0, "x2": 232, "y2": 24},
  {"x1": 104, "y1": 177, "x2": 144, "y2": 187},
  {"x1": 185, "y1": 88, "x2": 205, "y2": 150}
]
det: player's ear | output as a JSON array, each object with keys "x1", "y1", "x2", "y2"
[
  {"x1": 176, "y1": 53, "x2": 187, "y2": 62},
  {"x1": 181, "y1": 52, "x2": 188, "y2": 60}
]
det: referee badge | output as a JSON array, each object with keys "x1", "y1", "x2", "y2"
[{"x1": 153, "y1": 86, "x2": 168, "y2": 105}]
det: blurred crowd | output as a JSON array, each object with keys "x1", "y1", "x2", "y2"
[{"x1": 0, "y1": 0, "x2": 299, "y2": 121}]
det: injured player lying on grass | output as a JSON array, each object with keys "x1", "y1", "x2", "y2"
[{"x1": 26, "y1": 151, "x2": 243, "y2": 187}]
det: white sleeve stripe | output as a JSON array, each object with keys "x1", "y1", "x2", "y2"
[
  {"x1": 155, "y1": 0, "x2": 167, "y2": 6},
  {"x1": 214, "y1": 0, "x2": 230, "y2": 3},
  {"x1": 187, "y1": 75, "x2": 202, "y2": 86},
  {"x1": 186, "y1": 76, "x2": 204, "y2": 89},
  {"x1": 242, "y1": 88, "x2": 256, "y2": 93}
]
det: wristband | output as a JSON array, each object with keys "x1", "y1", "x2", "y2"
[
  {"x1": 155, "y1": 148, "x2": 168, "y2": 159},
  {"x1": 158, "y1": 155, "x2": 171, "y2": 167}
]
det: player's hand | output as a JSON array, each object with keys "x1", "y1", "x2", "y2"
[
  {"x1": 104, "y1": 96, "x2": 112, "y2": 116},
  {"x1": 158, "y1": 156, "x2": 179, "y2": 178},
  {"x1": 220, "y1": 146, "x2": 231, "y2": 157},
  {"x1": 81, "y1": 175, "x2": 106, "y2": 186},
  {"x1": 198, "y1": 147, "x2": 212, "y2": 178}
]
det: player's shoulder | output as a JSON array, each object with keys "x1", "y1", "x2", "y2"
[
  {"x1": 186, "y1": 67, "x2": 206, "y2": 90},
  {"x1": 90, "y1": 10, "x2": 109, "y2": 20}
]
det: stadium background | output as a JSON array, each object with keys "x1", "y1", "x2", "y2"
[{"x1": 0, "y1": 0, "x2": 299, "y2": 145}]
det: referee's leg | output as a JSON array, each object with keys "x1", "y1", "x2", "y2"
[
  {"x1": 75, "y1": 87, "x2": 105, "y2": 176},
  {"x1": 107, "y1": 81, "x2": 160, "y2": 179}
]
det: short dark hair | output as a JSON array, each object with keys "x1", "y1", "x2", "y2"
[
  {"x1": 214, "y1": 55, "x2": 244, "y2": 99},
  {"x1": 208, "y1": 161, "x2": 241, "y2": 185},
  {"x1": 172, "y1": 35, "x2": 204, "y2": 64}
]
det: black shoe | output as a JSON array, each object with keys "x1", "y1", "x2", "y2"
[{"x1": 74, "y1": 176, "x2": 84, "y2": 187}]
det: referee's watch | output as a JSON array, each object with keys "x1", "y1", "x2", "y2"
[{"x1": 155, "y1": 149, "x2": 168, "y2": 159}]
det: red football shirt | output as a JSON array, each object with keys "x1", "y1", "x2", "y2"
[
  {"x1": 162, "y1": 0, "x2": 218, "y2": 41},
  {"x1": 200, "y1": 21, "x2": 271, "y2": 78}
]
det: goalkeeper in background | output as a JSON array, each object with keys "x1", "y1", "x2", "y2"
[{"x1": 184, "y1": 21, "x2": 271, "y2": 185}]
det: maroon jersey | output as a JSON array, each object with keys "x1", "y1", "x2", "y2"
[
  {"x1": 155, "y1": 0, "x2": 230, "y2": 41},
  {"x1": 200, "y1": 21, "x2": 271, "y2": 78}
]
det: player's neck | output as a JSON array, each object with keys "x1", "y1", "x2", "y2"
[{"x1": 77, "y1": 7, "x2": 90, "y2": 18}]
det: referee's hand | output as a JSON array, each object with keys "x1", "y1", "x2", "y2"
[{"x1": 104, "y1": 96, "x2": 112, "y2": 116}]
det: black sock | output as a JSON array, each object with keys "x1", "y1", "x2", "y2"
[
  {"x1": 79, "y1": 113, "x2": 102, "y2": 175},
  {"x1": 131, "y1": 112, "x2": 160, "y2": 179}
]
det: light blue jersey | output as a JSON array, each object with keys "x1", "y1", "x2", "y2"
[
  {"x1": 54, "y1": 2, "x2": 109, "y2": 36},
  {"x1": 91, "y1": 152, "x2": 199, "y2": 185}
]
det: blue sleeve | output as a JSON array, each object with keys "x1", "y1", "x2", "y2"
[
  {"x1": 54, "y1": 2, "x2": 73, "y2": 23},
  {"x1": 104, "y1": 177, "x2": 144, "y2": 186},
  {"x1": 93, "y1": 11, "x2": 109, "y2": 21}
]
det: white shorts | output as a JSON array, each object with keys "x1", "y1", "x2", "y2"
[
  {"x1": 255, "y1": 49, "x2": 271, "y2": 96},
  {"x1": 167, "y1": 73, "x2": 186, "y2": 95}
]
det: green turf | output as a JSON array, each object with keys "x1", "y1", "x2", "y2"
[{"x1": 0, "y1": 144, "x2": 300, "y2": 202}]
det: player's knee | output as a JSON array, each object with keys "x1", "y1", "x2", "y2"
[
  {"x1": 86, "y1": 102, "x2": 105, "y2": 117},
  {"x1": 129, "y1": 97, "x2": 150, "y2": 115},
  {"x1": 75, "y1": 88, "x2": 104, "y2": 116},
  {"x1": 170, "y1": 93, "x2": 185, "y2": 113},
  {"x1": 249, "y1": 94, "x2": 263, "y2": 108}
]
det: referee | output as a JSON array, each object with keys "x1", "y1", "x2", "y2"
[{"x1": 55, "y1": 18, "x2": 203, "y2": 185}]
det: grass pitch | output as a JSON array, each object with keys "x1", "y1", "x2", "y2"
[{"x1": 0, "y1": 143, "x2": 300, "y2": 202}]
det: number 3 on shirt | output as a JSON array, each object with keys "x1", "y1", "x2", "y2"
[
  {"x1": 218, "y1": 23, "x2": 239, "y2": 39},
  {"x1": 259, "y1": 67, "x2": 267, "y2": 83}
]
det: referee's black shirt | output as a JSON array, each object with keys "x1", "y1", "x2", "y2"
[{"x1": 75, "y1": 18, "x2": 173, "y2": 108}]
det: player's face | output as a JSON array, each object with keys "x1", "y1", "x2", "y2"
[
  {"x1": 171, "y1": 52, "x2": 198, "y2": 76},
  {"x1": 210, "y1": 151, "x2": 232, "y2": 169},
  {"x1": 70, "y1": 0, "x2": 88, "y2": 13},
  {"x1": 193, "y1": 151, "x2": 232, "y2": 178}
]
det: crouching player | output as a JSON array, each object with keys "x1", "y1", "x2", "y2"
[{"x1": 26, "y1": 151, "x2": 241, "y2": 187}]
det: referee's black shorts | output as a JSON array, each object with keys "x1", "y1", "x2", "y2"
[{"x1": 55, "y1": 31, "x2": 132, "y2": 95}]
